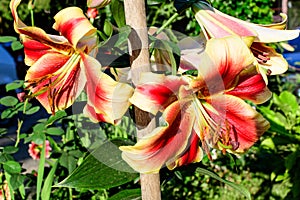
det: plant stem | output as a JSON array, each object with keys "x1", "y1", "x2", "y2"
[
  {"x1": 156, "y1": 13, "x2": 179, "y2": 35},
  {"x1": 15, "y1": 98, "x2": 29, "y2": 147},
  {"x1": 36, "y1": 140, "x2": 46, "y2": 200}
]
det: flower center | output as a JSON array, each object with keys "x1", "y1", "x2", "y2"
[{"x1": 250, "y1": 46, "x2": 270, "y2": 64}]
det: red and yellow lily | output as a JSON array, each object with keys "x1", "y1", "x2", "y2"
[
  {"x1": 120, "y1": 36, "x2": 271, "y2": 173},
  {"x1": 192, "y1": 1, "x2": 300, "y2": 82},
  {"x1": 11, "y1": 0, "x2": 133, "y2": 123}
]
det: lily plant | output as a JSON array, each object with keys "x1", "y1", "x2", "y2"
[
  {"x1": 120, "y1": 36, "x2": 271, "y2": 173},
  {"x1": 192, "y1": 1, "x2": 299, "y2": 83},
  {"x1": 10, "y1": 0, "x2": 133, "y2": 124}
]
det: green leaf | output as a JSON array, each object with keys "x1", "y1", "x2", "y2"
[
  {"x1": 33, "y1": 123, "x2": 46, "y2": 133},
  {"x1": 11, "y1": 40, "x2": 23, "y2": 51},
  {"x1": 0, "y1": 36, "x2": 17, "y2": 43},
  {"x1": 108, "y1": 189, "x2": 141, "y2": 200},
  {"x1": 9, "y1": 174, "x2": 26, "y2": 190},
  {"x1": 41, "y1": 160, "x2": 58, "y2": 200},
  {"x1": 111, "y1": 0, "x2": 126, "y2": 27},
  {"x1": 46, "y1": 127, "x2": 64, "y2": 136},
  {"x1": 104, "y1": 20, "x2": 113, "y2": 37},
  {"x1": 261, "y1": 138, "x2": 276, "y2": 151},
  {"x1": 115, "y1": 26, "x2": 131, "y2": 47},
  {"x1": 1, "y1": 108, "x2": 18, "y2": 119},
  {"x1": 25, "y1": 106, "x2": 40, "y2": 115},
  {"x1": 174, "y1": 0, "x2": 198, "y2": 14},
  {"x1": 5, "y1": 80, "x2": 24, "y2": 92},
  {"x1": 47, "y1": 110, "x2": 66, "y2": 125},
  {"x1": 3, "y1": 160, "x2": 22, "y2": 174},
  {"x1": 24, "y1": 131, "x2": 46, "y2": 145},
  {"x1": 0, "y1": 96, "x2": 18, "y2": 107},
  {"x1": 279, "y1": 91, "x2": 298, "y2": 114},
  {"x1": 59, "y1": 152, "x2": 77, "y2": 174},
  {"x1": 196, "y1": 167, "x2": 251, "y2": 200},
  {"x1": 3, "y1": 146, "x2": 19, "y2": 154},
  {"x1": 56, "y1": 141, "x2": 138, "y2": 189}
]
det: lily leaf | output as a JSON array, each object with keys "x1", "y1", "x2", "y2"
[
  {"x1": 111, "y1": 0, "x2": 125, "y2": 28},
  {"x1": 108, "y1": 189, "x2": 141, "y2": 200},
  {"x1": 55, "y1": 140, "x2": 138, "y2": 189},
  {"x1": 196, "y1": 167, "x2": 251, "y2": 200}
]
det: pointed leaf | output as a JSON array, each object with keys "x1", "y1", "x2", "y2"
[
  {"x1": 25, "y1": 106, "x2": 40, "y2": 115},
  {"x1": 111, "y1": 0, "x2": 125, "y2": 27},
  {"x1": 56, "y1": 140, "x2": 138, "y2": 189},
  {"x1": 108, "y1": 189, "x2": 141, "y2": 200},
  {"x1": 47, "y1": 110, "x2": 66, "y2": 125},
  {"x1": 196, "y1": 167, "x2": 251, "y2": 200},
  {"x1": 41, "y1": 160, "x2": 58, "y2": 200},
  {"x1": 46, "y1": 127, "x2": 64, "y2": 136}
]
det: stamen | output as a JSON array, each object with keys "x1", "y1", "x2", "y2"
[{"x1": 251, "y1": 46, "x2": 270, "y2": 64}]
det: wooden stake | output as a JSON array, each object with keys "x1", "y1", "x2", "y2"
[{"x1": 124, "y1": 0, "x2": 161, "y2": 199}]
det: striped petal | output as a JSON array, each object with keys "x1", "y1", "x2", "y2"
[
  {"x1": 189, "y1": 36, "x2": 256, "y2": 93},
  {"x1": 25, "y1": 53, "x2": 86, "y2": 113},
  {"x1": 120, "y1": 100, "x2": 202, "y2": 174},
  {"x1": 129, "y1": 73, "x2": 188, "y2": 115},
  {"x1": 193, "y1": 1, "x2": 299, "y2": 43},
  {"x1": 227, "y1": 74, "x2": 272, "y2": 104},
  {"x1": 53, "y1": 7, "x2": 98, "y2": 52},
  {"x1": 82, "y1": 54, "x2": 134, "y2": 124},
  {"x1": 205, "y1": 95, "x2": 270, "y2": 152}
]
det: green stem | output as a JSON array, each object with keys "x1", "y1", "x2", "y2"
[
  {"x1": 14, "y1": 98, "x2": 29, "y2": 147},
  {"x1": 155, "y1": 13, "x2": 179, "y2": 35},
  {"x1": 30, "y1": 9, "x2": 34, "y2": 26},
  {"x1": 14, "y1": 119, "x2": 23, "y2": 148},
  {"x1": 69, "y1": 188, "x2": 73, "y2": 200},
  {"x1": 36, "y1": 140, "x2": 46, "y2": 200}
]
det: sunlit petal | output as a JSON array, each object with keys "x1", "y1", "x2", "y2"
[
  {"x1": 120, "y1": 100, "x2": 202, "y2": 173},
  {"x1": 205, "y1": 95, "x2": 270, "y2": 152},
  {"x1": 193, "y1": 2, "x2": 299, "y2": 43},
  {"x1": 82, "y1": 54, "x2": 134, "y2": 124},
  {"x1": 227, "y1": 74, "x2": 272, "y2": 104},
  {"x1": 130, "y1": 73, "x2": 188, "y2": 115},
  {"x1": 25, "y1": 53, "x2": 86, "y2": 113},
  {"x1": 53, "y1": 7, "x2": 98, "y2": 52}
]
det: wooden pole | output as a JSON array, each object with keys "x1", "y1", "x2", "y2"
[{"x1": 124, "y1": 1, "x2": 161, "y2": 200}]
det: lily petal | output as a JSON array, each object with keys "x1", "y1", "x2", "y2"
[
  {"x1": 251, "y1": 43, "x2": 289, "y2": 75},
  {"x1": 205, "y1": 95, "x2": 270, "y2": 152},
  {"x1": 227, "y1": 73, "x2": 272, "y2": 104},
  {"x1": 189, "y1": 36, "x2": 255, "y2": 93},
  {"x1": 193, "y1": 2, "x2": 299, "y2": 43},
  {"x1": 129, "y1": 73, "x2": 188, "y2": 115},
  {"x1": 25, "y1": 53, "x2": 86, "y2": 113},
  {"x1": 120, "y1": 100, "x2": 202, "y2": 173},
  {"x1": 53, "y1": 7, "x2": 98, "y2": 52},
  {"x1": 82, "y1": 54, "x2": 134, "y2": 124}
]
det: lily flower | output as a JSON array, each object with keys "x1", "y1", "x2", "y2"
[
  {"x1": 10, "y1": 0, "x2": 133, "y2": 123},
  {"x1": 120, "y1": 36, "x2": 271, "y2": 173},
  {"x1": 192, "y1": 1, "x2": 300, "y2": 82}
]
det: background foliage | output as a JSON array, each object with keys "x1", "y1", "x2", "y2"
[{"x1": 1, "y1": 0, "x2": 299, "y2": 199}]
